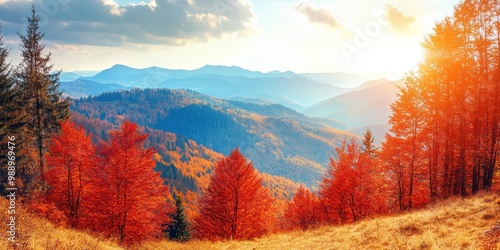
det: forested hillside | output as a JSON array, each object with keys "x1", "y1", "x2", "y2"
[{"x1": 72, "y1": 88, "x2": 355, "y2": 186}]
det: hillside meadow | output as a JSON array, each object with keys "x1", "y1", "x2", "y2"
[{"x1": 2, "y1": 192, "x2": 500, "y2": 250}]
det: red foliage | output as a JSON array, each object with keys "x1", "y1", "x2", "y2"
[
  {"x1": 282, "y1": 186, "x2": 323, "y2": 231},
  {"x1": 319, "y1": 140, "x2": 386, "y2": 224},
  {"x1": 194, "y1": 148, "x2": 276, "y2": 240},
  {"x1": 45, "y1": 121, "x2": 95, "y2": 227},
  {"x1": 86, "y1": 121, "x2": 171, "y2": 244}
]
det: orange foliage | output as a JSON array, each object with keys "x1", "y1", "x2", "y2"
[
  {"x1": 282, "y1": 186, "x2": 323, "y2": 231},
  {"x1": 194, "y1": 148, "x2": 276, "y2": 240},
  {"x1": 86, "y1": 121, "x2": 171, "y2": 244},
  {"x1": 380, "y1": 0, "x2": 500, "y2": 209},
  {"x1": 380, "y1": 75, "x2": 430, "y2": 211},
  {"x1": 45, "y1": 121, "x2": 95, "y2": 227},
  {"x1": 260, "y1": 173, "x2": 300, "y2": 214},
  {"x1": 29, "y1": 201, "x2": 67, "y2": 226},
  {"x1": 43, "y1": 120, "x2": 176, "y2": 244},
  {"x1": 320, "y1": 140, "x2": 386, "y2": 224},
  {"x1": 145, "y1": 127, "x2": 222, "y2": 189}
]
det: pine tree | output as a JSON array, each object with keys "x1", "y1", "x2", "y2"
[
  {"x1": 15, "y1": 6, "x2": 70, "y2": 190},
  {"x1": 0, "y1": 24, "x2": 15, "y2": 140},
  {"x1": 0, "y1": 24, "x2": 28, "y2": 195},
  {"x1": 362, "y1": 128, "x2": 378, "y2": 158},
  {"x1": 0, "y1": 24, "x2": 22, "y2": 194},
  {"x1": 166, "y1": 195, "x2": 191, "y2": 242}
]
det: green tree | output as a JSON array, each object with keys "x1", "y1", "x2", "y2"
[
  {"x1": 15, "y1": 6, "x2": 70, "y2": 190},
  {"x1": 0, "y1": 24, "x2": 15, "y2": 140},
  {"x1": 0, "y1": 24, "x2": 25, "y2": 194},
  {"x1": 166, "y1": 195, "x2": 191, "y2": 242}
]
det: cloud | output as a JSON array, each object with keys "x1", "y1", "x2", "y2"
[
  {"x1": 294, "y1": 1, "x2": 339, "y2": 29},
  {"x1": 385, "y1": 5, "x2": 415, "y2": 32},
  {"x1": 0, "y1": 0, "x2": 254, "y2": 46},
  {"x1": 102, "y1": 0, "x2": 126, "y2": 15}
]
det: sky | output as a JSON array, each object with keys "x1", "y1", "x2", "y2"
[{"x1": 0, "y1": 0, "x2": 460, "y2": 76}]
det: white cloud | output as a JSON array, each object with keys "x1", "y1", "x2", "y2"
[
  {"x1": 189, "y1": 13, "x2": 229, "y2": 29},
  {"x1": 294, "y1": 1, "x2": 339, "y2": 29},
  {"x1": 102, "y1": 0, "x2": 126, "y2": 15}
]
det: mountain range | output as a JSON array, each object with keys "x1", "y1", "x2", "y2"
[
  {"x1": 61, "y1": 65, "x2": 398, "y2": 112},
  {"x1": 303, "y1": 79, "x2": 401, "y2": 144},
  {"x1": 61, "y1": 65, "x2": 399, "y2": 138}
]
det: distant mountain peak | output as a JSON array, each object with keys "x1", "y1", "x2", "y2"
[
  {"x1": 199, "y1": 64, "x2": 244, "y2": 70},
  {"x1": 109, "y1": 64, "x2": 137, "y2": 70},
  {"x1": 195, "y1": 64, "x2": 253, "y2": 73},
  {"x1": 356, "y1": 78, "x2": 391, "y2": 89},
  {"x1": 268, "y1": 70, "x2": 295, "y2": 75}
]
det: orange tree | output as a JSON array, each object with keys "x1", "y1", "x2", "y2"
[
  {"x1": 194, "y1": 148, "x2": 276, "y2": 240},
  {"x1": 87, "y1": 121, "x2": 171, "y2": 244}
]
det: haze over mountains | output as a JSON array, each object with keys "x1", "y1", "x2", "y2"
[
  {"x1": 303, "y1": 79, "x2": 401, "y2": 144},
  {"x1": 63, "y1": 64, "x2": 348, "y2": 110},
  {"x1": 61, "y1": 64, "x2": 400, "y2": 145}
]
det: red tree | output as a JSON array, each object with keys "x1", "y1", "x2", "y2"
[
  {"x1": 87, "y1": 121, "x2": 170, "y2": 244},
  {"x1": 45, "y1": 121, "x2": 95, "y2": 227},
  {"x1": 283, "y1": 186, "x2": 323, "y2": 231},
  {"x1": 320, "y1": 140, "x2": 386, "y2": 224},
  {"x1": 194, "y1": 148, "x2": 276, "y2": 240}
]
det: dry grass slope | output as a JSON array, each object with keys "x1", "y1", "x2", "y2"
[
  {"x1": 2, "y1": 192, "x2": 500, "y2": 249},
  {"x1": 0, "y1": 199, "x2": 122, "y2": 250}
]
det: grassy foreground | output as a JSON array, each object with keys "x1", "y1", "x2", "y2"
[{"x1": 2, "y1": 192, "x2": 500, "y2": 250}]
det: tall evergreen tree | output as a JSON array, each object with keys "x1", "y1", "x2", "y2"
[
  {"x1": 0, "y1": 24, "x2": 14, "y2": 139},
  {"x1": 166, "y1": 195, "x2": 191, "y2": 242},
  {"x1": 15, "y1": 6, "x2": 70, "y2": 189},
  {"x1": 0, "y1": 24, "x2": 24, "y2": 194}
]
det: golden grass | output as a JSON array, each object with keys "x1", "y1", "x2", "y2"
[
  {"x1": 0, "y1": 198, "x2": 121, "y2": 250},
  {"x1": 2, "y1": 192, "x2": 500, "y2": 249}
]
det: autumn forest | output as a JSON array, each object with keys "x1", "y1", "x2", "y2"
[{"x1": 0, "y1": 0, "x2": 499, "y2": 248}]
